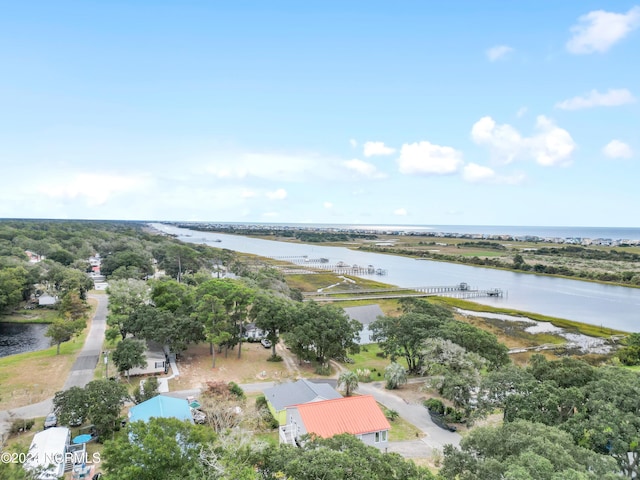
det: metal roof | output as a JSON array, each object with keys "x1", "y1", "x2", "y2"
[
  {"x1": 263, "y1": 378, "x2": 342, "y2": 411},
  {"x1": 290, "y1": 395, "x2": 391, "y2": 437}
]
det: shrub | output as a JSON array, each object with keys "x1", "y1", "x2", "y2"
[
  {"x1": 9, "y1": 419, "x2": 34, "y2": 434},
  {"x1": 424, "y1": 398, "x2": 445, "y2": 415},
  {"x1": 385, "y1": 409, "x2": 400, "y2": 422},
  {"x1": 255, "y1": 395, "x2": 268, "y2": 410},
  {"x1": 228, "y1": 381, "x2": 245, "y2": 400},
  {"x1": 267, "y1": 354, "x2": 283, "y2": 362},
  {"x1": 315, "y1": 365, "x2": 332, "y2": 376},
  {"x1": 355, "y1": 368, "x2": 372, "y2": 382}
]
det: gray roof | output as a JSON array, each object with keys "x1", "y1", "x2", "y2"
[
  {"x1": 263, "y1": 379, "x2": 342, "y2": 411},
  {"x1": 343, "y1": 304, "x2": 385, "y2": 326}
]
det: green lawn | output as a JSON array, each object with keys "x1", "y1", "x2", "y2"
[{"x1": 0, "y1": 308, "x2": 58, "y2": 324}]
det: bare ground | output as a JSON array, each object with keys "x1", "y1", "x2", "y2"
[{"x1": 168, "y1": 341, "x2": 319, "y2": 391}]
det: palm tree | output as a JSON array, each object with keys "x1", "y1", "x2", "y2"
[
  {"x1": 337, "y1": 370, "x2": 359, "y2": 397},
  {"x1": 384, "y1": 362, "x2": 407, "y2": 390}
]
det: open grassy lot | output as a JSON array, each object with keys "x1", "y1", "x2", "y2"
[
  {"x1": 0, "y1": 308, "x2": 58, "y2": 324},
  {"x1": 0, "y1": 299, "x2": 97, "y2": 410},
  {"x1": 285, "y1": 273, "x2": 394, "y2": 293}
]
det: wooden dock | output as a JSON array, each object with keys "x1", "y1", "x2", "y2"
[{"x1": 304, "y1": 284, "x2": 503, "y2": 301}]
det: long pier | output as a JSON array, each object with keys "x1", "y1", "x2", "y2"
[{"x1": 304, "y1": 284, "x2": 503, "y2": 301}]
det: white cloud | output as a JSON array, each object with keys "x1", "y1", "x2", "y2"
[
  {"x1": 363, "y1": 141, "x2": 396, "y2": 157},
  {"x1": 555, "y1": 88, "x2": 636, "y2": 110},
  {"x1": 462, "y1": 163, "x2": 525, "y2": 184},
  {"x1": 266, "y1": 188, "x2": 287, "y2": 200},
  {"x1": 343, "y1": 158, "x2": 386, "y2": 178},
  {"x1": 323, "y1": 202, "x2": 333, "y2": 208},
  {"x1": 516, "y1": 107, "x2": 528, "y2": 118},
  {"x1": 349, "y1": 139, "x2": 358, "y2": 148},
  {"x1": 394, "y1": 208, "x2": 408, "y2": 216},
  {"x1": 603, "y1": 140, "x2": 633, "y2": 159},
  {"x1": 471, "y1": 117, "x2": 522, "y2": 164},
  {"x1": 486, "y1": 45, "x2": 514, "y2": 61},
  {"x1": 37, "y1": 173, "x2": 149, "y2": 206},
  {"x1": 567, "y1": 6, "x2": 640, "y2": 54},
  {"x1": 471, "y1": 115, "x2": 576, "y2": 167},
  {"x1": 462, "y1": 163, "x2": 496, "y2": 183},
  {"x1": 397, "y1": 141, "x2": 464, "y2": 175},
  {"x1": 204, "y1": 152, "x2": 321, "y2": 182}
]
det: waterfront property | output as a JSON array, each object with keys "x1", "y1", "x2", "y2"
[
  {"x1": 280, "y1": 395, "x2": 391, "y2": 449},
  {"x1": 343, "y1": 304, "x2": 385, "y2": 344}
]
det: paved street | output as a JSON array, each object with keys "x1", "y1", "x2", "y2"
[{"x1": 0, "y1": 294, "x2": 108, "y2": 438}]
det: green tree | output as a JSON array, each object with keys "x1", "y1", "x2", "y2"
[
  {"x1": 112, "y1": 338, "x2": 147, "y2": 379},
  {"x1": 102, "y1": 417, "x2": 216, "y2": 480},
  {"x1": 45, "y1": 317, "x2": 85, "y2": 354},
  {"x1": 106, "y1": 278, "x2": 150, "y2": 340},
  {"x1": 0, "y1": 265, "x2": 28, "y2": 311},
  {"x1": 371, "y1": 312, "x2": 444, "y2": 374},
  {"x1": 337, "y1": 370, "x2": 359, "y2": 397},
  {"x1": 133, "y1": 377, "x2": 160, "y2": 404},
  {"x1": 250, "y1": 293, "x2": 295, "y2": 357},
  {"x1": 285, "y1": 301, "x2": 361, "y2": 367},
  {"x1": 85, "y1": 379, "x2": 129, "y2": 440},
  {"x1": 384, "y1": 362, "x2": 408, "y2": 390},
  {"x1": 260, "y1": 433, "x2": 435, "y2": 480},
  {"x1": 58, "y1": 291, "x2": 90, "y2": 322},
  {"x1": 53, "y1": 386, "x2": 89, "y2": 426},
  {"x1": 440, "y1": 420, "x2": 619, "y2": 480}
]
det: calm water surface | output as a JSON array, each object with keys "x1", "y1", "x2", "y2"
[
  {"x1": 0, "y1": 322, "x2": 49, "y2": 358},
  {"x1": 153, "y1": 223, "x2": 640, "y2": 332}
]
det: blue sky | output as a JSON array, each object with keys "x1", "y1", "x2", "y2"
[{"x1": 1, "y1": 1, "x2": 638, "y2": 226}]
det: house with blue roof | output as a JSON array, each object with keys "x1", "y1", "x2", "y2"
[
  {"x1": 263, "y1": 379, "x2": 342, "y2": 425},
  {"x1": 128, "y1": 395, "x2": 193, "y2": 424}
]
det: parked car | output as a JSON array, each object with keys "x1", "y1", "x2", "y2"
[
  {"x1": 44, "y1": 413, "x2": 57, "y2": 429},
  {"x1": 261, "y1": 338, "x2": 271, "y2": 349}
]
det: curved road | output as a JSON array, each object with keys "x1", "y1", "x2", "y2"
[{"x1": 0, "y1": 294, "x2": 108, "y2": 438}]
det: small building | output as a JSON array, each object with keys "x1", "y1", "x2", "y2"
[
  {"x1": 38, "y1": 295, "x2": 58, "y2": 307},
  {"x1": 243, "y1": 322, "x2": 264, "y2": 341},
  {"x1": 129, "y1": 395, "x2": 194, "y2": 424},
  {"x1": 24, "y1": 427, "x2": 71, "y2": 479},
  {"x1": 263, "y1": 379, "x2": 342, "y2": 425},
  {"x1": 127, "y1": 340, "x2": 168, "y2": 377},
  {"x1": 343, "y1": 304, "x2": 385, "y2": 345},
  {"x1": 281, "y1": 395, "x2": 391, "y2": 449}
]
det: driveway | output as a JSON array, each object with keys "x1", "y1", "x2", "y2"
[{"x1": 357, "y1": 381, "x2": 461, "y2": 457}]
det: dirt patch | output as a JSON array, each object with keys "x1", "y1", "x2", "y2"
[{"x1": 168, "y1": 342, "x2": 319, "y2": 391}]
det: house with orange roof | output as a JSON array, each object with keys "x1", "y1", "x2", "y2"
[{"x1": 280, "y1": 395, "x2": 391, "y2": 450}]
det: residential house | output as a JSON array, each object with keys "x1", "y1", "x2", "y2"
[
  {"x1": 129, "y1": 395, "x2": 193, "y2": 424},
  {"x1": 243, "y1": 322, "x2": 264, "y2": 341},
  {"x1": 263, "y1": 378, "x2": 342, "y2": 425},
  {"x1": 127, "y1": 340, "x2": 168, "y2": 377},
  {"x1": 24, "y1": 427, "x2": 71, "y2": 479},
  {"x1": 343, "y1": 304, "x2": 384, "y2": 345},
  {"x1": 280, "y1": 395, "x2": 391, "y2": 450}
]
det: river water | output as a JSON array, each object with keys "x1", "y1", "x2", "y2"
[{"x1": 153, "y1": 223, "x2": 640, "y2": 333}]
